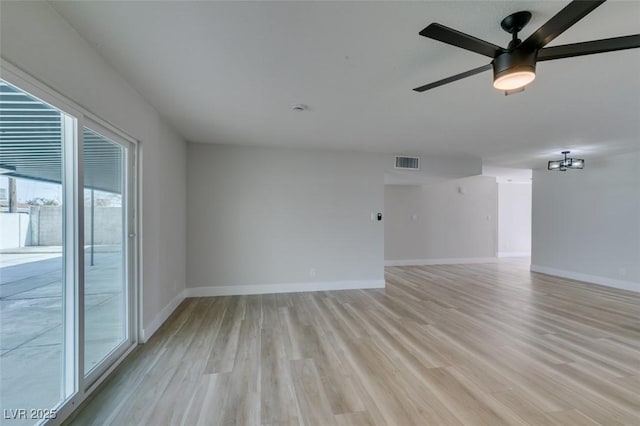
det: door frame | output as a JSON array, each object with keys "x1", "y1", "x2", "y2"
[
  {"x1": 0, "y1": 59, "x2": 140, "y2": 426},
  {"x1": 80, "y1": 120, "x2": 138, "y2": 388}
]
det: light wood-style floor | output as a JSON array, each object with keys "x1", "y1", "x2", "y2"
[{"x1": 68, "y1": 262, "x2": 640, "y2": 425}]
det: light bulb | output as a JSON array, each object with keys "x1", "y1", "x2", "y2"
[{"x1": 493, "y1": 70, "x2": 536, "y2": 91}]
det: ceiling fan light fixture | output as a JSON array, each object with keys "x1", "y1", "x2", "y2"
[
  {"x1": 493, "y1": 70, "x2": 536, "y2": 90},
  {"x1": 492, "y1": 50, "x2": 537, "y2": 91},
  {"x1": 548, "y1": 151, "x2": 584, "y2": 171},
  {"x1": 569, "y1": 158, "x2": 584, "y2": 169},
  {"x1": 414, "y1": 3, "x2": 640, "y2": 94},
  {"x1": 548, "y1": 161, "x2": 562, "y2": 170}
]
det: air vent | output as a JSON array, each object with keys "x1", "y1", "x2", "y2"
[{"x1": 394, "y1": 156, "x2": 420, "y2": 170}]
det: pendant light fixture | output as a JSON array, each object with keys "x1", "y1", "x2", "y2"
[{"x1": 548, "y1": 151, "x2": 584, "y2": 171}]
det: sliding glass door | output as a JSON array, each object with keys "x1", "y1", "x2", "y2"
[
  {"x1": 0, "y1": 80, "x2": 73, "y2": 424},
  {"x1": 0, "y1": 76, "x2": 136, "y2": 425},
  {"x1": 82, "y1": 126, "x2": 134, "y2": 381}
]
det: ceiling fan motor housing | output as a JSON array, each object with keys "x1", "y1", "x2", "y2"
[{"x1": 493, "y1": 49, "x2": 537, "y2": 83}]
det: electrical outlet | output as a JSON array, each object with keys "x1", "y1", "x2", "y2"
[{"x1": 309, "y1": 268, "x2": 316, "y2": 278}]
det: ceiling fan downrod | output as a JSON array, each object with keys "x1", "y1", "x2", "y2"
[{"x1": 501, "y1": 11, "x2": 532, "y2": 50}]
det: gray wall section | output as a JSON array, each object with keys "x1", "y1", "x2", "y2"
[
  {"x1": 384, "y1": 176, "x2": 498, "y2": 261},
  {"x1": 30, "y1": 206, "x2": 61, "y2": 246},
  {"x1": 85, "y1": 207, "x2": 123, "y2": 245},
  {"x1": 33, "y1": 206, "x2": 61, "y2": 246},
  {"x1": 187, "y1": 143, "x2": 385, "y2": 288},
  {"x1": 1, "y1": 1, "x2": 188, "y2": 331},
  {"x1": 532, "y1": 151, "x2": 640, "y2": 285},
  {"x1": 497, "y1": 183, "x2": 532, "y2": 255},
  {"x1": 24, "y1": 206, "x2": 123, "y2": 246}
]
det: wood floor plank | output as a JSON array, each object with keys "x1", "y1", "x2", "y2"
[
  {"x1": 289, "y1": 359, "x2": 337, "y2": 426},
  {"x1": 259, "y1": 326, "x2": 298, "y2": 425},
  {"x1": 149, "y1": 297, "x2": 229, "y2": 425},
  {"x1": 488, "y1": 390, "x2": 558, "y2": 426},
  {"x1": 183, "y1": 373, "x2": 231, "y2": 426},
  {"x1": 205, "y1": 296, "x2": 245, "y2": 374},
  {"x1": 547, "y1": 409, "x2": 601, "y2": 426},
  {"x1": 334, "y1": 411, "x2": 375, "y2": 426},
  {"x1": 67, "y1": 262, "x2": 640, "y2": 425},
  {"x1": 220, "y1": 296, "x2": 261, "y2": 426}
]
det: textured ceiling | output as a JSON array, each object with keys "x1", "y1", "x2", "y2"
[{"x1": 51, "y1": 1, "x2": 640, "y2": 168}]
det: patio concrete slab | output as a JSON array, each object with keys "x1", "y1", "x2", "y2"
[{"x1": 0, "y1": 246, "x2": 126, "y2": 423}]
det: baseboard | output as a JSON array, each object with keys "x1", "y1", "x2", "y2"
[
  {"x1": 141, "y1": 289, "x2": 186, "y2": 343},
  {"x1": 530, "y1": 265, "x2": 639, "y2": 293},
  {"x1": 498, "y1": 251, "x2": 531, "y2": 258},
  {"x1": 186, "y1": 279, "x2": 385, "y2": 297},
  {"x1": 384, "y1": 257, "x2": 497, "y2": 266}
]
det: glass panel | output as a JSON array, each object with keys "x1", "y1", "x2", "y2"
[
  {"x1": 83, "y1": 128, "x2": 127, "y2": 375},
  {"x1": 0, "y1": 80, "x2": 70, "y2": 424}
]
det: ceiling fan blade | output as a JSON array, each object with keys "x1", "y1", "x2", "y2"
[
  {"x1": 538, "y1": 34, "x2": 640, "y2": 61},
  {"x1": 420, "y1": 23, "x2": 506, "y2": 58},
  {"x1": 520, "y1": 1, "x2": 606, "y2": 51},
  {"x1": 413, "y1": 63, "x2": 492, "y2": 92}
]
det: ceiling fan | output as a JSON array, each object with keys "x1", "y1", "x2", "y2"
[{"x1": 413, "y1": 0, "x2": 640, "y2": 94}]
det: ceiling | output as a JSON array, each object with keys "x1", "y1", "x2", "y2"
[{"x1": 51, "y1": 1, "x2": 640, "y2": 169}]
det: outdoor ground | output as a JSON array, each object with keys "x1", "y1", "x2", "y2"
[{"x1": 0, "y1": 246, "x2": 124, "y2": 426}]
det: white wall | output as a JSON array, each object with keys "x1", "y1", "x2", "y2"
[
  {"x1": 187, "y1": 143, "x2": 385, "y2": 293},
  {"x1": 498, "y1": 183, "x2": 531, "y2": 257},
  {"x1": 0, "y1": 214, "x2": 29, "y2": 249},
  {"x1": 0, "y1": 1, "x2": 188, "y2": 338},
  {"x1": 532, "y1": 151, "x2": 640, "y2": 292},
  {"x1": 384, "y1": 175, "x2": 498, "y2": 265}
]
